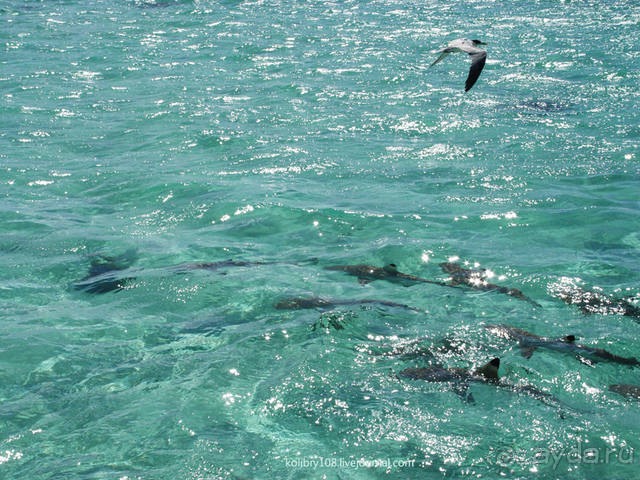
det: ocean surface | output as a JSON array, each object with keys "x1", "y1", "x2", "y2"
[{"x1": 1, "y1": 0, "x2": 640, "y2": 478}]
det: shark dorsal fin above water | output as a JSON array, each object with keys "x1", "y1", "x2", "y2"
[
  {"x1": 564, "y1": 335, "x2": 576, "y2": 343},
  {"x1": 474, "y1": 358, "x2": 500, "y2": 380},
  {"x1": 383, "y1": 264, "x2": 398, "y2": 273}
]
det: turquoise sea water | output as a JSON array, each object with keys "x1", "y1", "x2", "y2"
[{"x1": 1, "y1": 0, "x2": 640, "y2": 478}]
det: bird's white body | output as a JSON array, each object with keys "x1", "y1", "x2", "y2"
[{"x1": 441, "y1": 38, "x2": 486, "y2": 55}]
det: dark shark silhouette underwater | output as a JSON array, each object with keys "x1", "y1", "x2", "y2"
[
  {"x1": 324, "y1": 263, "x2": 446, "y2": 287},
  {"x1": 72, "y1": 250, "x2": 640, "y2": 411},
  {"x1": 485, "y1": 324, "x2": 639, "y2": 367},
  {"x1": 439, "y1": 262, "x2": 540, "y2": 306},
  {"x1": 609, "y1": 384, "x2": 640, "y2": 400},
  {"x1": 324, "y1": 262, "x2": 539, "y2": 306},
  {"x1": 399, "y1": 358, "x2": 560, "y2": 406},
  {"x1": 552, "y1": 284, "x2": 640, "y2": 320}
]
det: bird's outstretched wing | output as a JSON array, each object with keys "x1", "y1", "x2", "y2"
[{"x1": 465, "y1": 51, "x2": 486, "y2": 92}]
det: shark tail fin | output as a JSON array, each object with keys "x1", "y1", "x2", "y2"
[
  {"x1": 452, "y1": 382, "x2": 470, "y2": 400},
  {"x1": 520, "y1": 347, "x2": 535, "y2": 359}
]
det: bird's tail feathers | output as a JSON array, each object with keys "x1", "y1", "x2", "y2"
[{"x1": 430, "y1": 51, "x2": 450, "y2": 68}]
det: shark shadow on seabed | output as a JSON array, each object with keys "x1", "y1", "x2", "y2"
[
  {"x1": 513, "y1": 99, "x2": 574, "y2": 115},
  {"x1": 372, "y1": 334, "x2": 477, "y2": 362},
  {"x1": 170, "y1": 257, "x2": 318, "y2": 274},
  {"x1": 71, "y1": 249, "x2": 139, "y2": 294},
  {"x1": 72, "y1": 255, "x2": 318, "y2": 294},
  {"x1": 275, "y1": 296, "x2": 421, "y2": 332},
  {"x1": 273, "y1": 296, "x2": 420, "y2": 312}
]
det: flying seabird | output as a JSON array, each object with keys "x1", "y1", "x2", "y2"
[{"x1": 430, "y1": 39, "x2": 487, "y2": 92}]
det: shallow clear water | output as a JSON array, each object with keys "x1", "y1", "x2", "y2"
[{"x1": 1, "y1": 0, "x2": 639, "y2": 478}]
